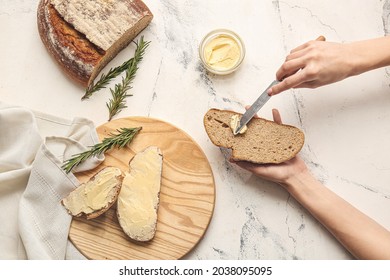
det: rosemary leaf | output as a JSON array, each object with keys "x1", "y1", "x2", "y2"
[
  {"x1": 62, "y1": 127, "x2": 142, "y2": 174},
  {"x1": 106, "y1": 36, "x2": 150, "y2": 121}
]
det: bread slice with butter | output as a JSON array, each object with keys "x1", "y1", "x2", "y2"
[
  {"x1": 37, "y1": 0, "x2": 153, "y2": 87},
  {"x1": 61, "y1": 166, "x2": 123, "y2": 219},
  {"x1": 204, "y1": 108, "x2": 305, "y2": 164},
  {"x1": 117, "y1": 146, "x2": 163, "y2": 242}
]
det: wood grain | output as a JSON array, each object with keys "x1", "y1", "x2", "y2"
[{"x1": 69, "y1": 117, "x2": 215, "y2": 260}]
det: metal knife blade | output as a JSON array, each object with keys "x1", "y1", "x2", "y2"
[{"x1": 234, "y1": 80, "x2": 280, "y2": 135}]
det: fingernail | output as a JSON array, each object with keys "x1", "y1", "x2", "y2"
[{"x1": 267, "y1": 88, "x2": 273, "y2": 96}]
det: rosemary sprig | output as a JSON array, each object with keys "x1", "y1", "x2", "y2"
[
  {"x1": 62, "y1": 127, "x2": 142, "y2": 173},
  {"x1": 82, "y1": 58, "x2": 135, "y2": 100},
  {"x1": 106, "y1": 37, "x2": 150, "y2": 121}
]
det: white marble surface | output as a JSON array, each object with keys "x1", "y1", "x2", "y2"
[{"x1": 1, "y1": 0, "x2": 390, "y2": 260}]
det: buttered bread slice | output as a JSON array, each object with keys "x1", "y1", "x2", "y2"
[
  {"x1": 117, "y1": 146, "x2": 163, "y2": 242},
  {"x1": 204, "y1": 108, "x2": 305, "y2": 164},
  {"x1": 61, "y1": 166, "x2": 123, "y2": 219},
  {"x1": 37, "y1": 0, "x2": 153, "y2": 87}
]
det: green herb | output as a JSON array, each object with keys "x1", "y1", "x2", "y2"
[
  {"x1": 106, "y1": 37, "x2": 150, "y2": 121},
  {"x1": 82, "y1": 58, "x2": 135, "y2": 100},
  {"x1": 82, "y1": 36, "x2": 150, "y2": 100},
  {"x1": 62, "y1": 127, "x2": 142, "y2": 173}
]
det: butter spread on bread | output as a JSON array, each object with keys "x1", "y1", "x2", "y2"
[
  {"x1": 117, "y1": 146, "x2": 163, "y2": 242},
  {"x1": 204, "y1": 108, "x2": 305, "y2": 164},
  {"x1": 61, "y1": 166, "x2": 123, "y2": 219},
  {"x1": 37, "y1": 0, "x2": 153, "y2": 87},
  {"x1": 230, "y1": 114, "x2": 247, "y2": 134}
]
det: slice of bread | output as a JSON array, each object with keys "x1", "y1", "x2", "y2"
[
  {"x1": 117, "y1": 146, "x2": 163, "y2": 242},
  {"x1": 62, "y1": 166, "x2": 123, "y2": 219},
  {"x1": 37, "y1": 0, "x2": 153, "y2": 87},
  {"x1": 204, "y1": 108, "x2": 305, "y2": 164}
]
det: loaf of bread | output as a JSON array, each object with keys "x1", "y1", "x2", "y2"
[
  {"x1": 37, "y1": 0, "x2": 153, "y2": 87},
  {"x1": 117, "y1": 146, "x2": 163, "y2": 242},
  {"x1": 204, "y1": 108, "x2": 305, "y2": 164},
  {"x1": 62, "y1": 166, "x2": 123, "y2": 219}
]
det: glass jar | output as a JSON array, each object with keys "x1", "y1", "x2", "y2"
[{"x1": 199, "y1": 29, "x2": 245, "y2": 75}]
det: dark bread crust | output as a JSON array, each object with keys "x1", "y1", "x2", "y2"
[
  {"x1": 37, "y1": 0, "x2": 153, "y2": 87},
  {"x1": 37, "y1": 0, "x2": 104, "y2": 86},
  {"x1": 204, "y1": 108, "x2": 305, "y2": 164}
]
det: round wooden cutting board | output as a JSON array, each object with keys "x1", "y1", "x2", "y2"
[{"x1": 69, "y1": 117, "x2": 215, "y2": 260}]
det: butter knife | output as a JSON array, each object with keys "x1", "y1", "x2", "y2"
[
  {"x1": 234, "y1": 80, "x2": 280, "y2": 135},
  {"x1": 234, "y1": 36, "x2": 325, "y2": 135}
]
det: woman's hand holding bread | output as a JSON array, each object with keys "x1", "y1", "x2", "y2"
[{"x1": 232, "y1": 109, "x2": 308, "y2": 185}]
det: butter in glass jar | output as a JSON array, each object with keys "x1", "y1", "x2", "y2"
[{"x1": 199, "y1": 29, "x2": 245, "y2": 75}]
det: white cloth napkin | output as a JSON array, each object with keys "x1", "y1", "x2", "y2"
[{"x1": 0, "y1": 103, "x2": 104, "y2": 259}]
